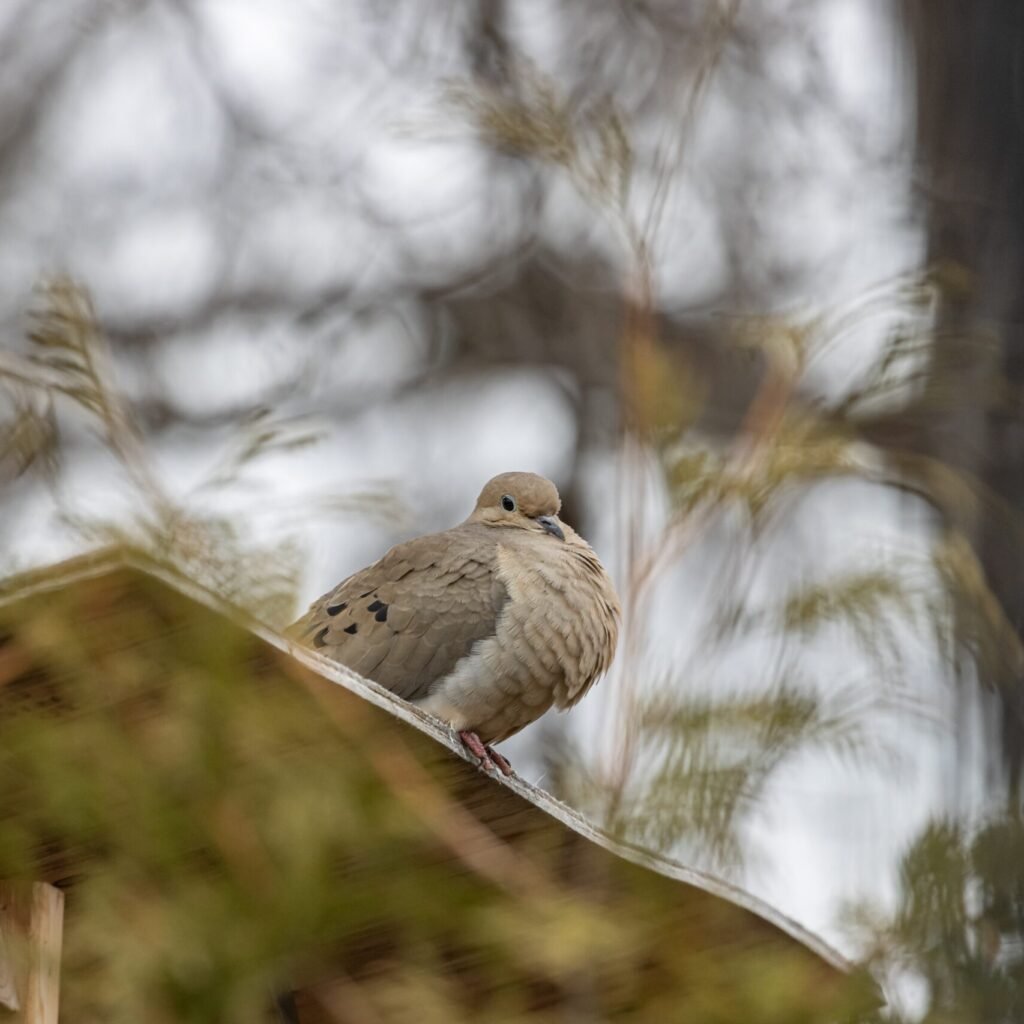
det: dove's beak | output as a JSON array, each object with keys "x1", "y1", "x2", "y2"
[{"x1": 536, "y1": 515, "x2": 565, "y2": 541}]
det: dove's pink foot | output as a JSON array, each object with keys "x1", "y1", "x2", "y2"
[
  {"x1": 458, "y1": 730, "x2": 514, "y2": 777},
  {"x1": 486, "y1": 745, "x2": 514, "y2": 777}
]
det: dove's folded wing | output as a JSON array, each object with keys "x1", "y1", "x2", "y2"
[{"x1": 288, "y1": 525, "x2": 507, "y2": 701}]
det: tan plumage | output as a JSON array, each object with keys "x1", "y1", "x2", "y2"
[{"x1": 288, "y1": 472, "x2": 620, "y2": 770}]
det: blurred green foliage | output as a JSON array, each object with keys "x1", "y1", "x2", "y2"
[
  {"x1": 851, "y1": 816, "x2": 1024, "y2": 1023},
  {"x1": 0, "y1": 279, "x2": 400, "y2": 623},
  {"x1": 0, "y1": 566, "x2": 874, "y2": 1023}
]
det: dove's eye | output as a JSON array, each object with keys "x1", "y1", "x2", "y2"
[{"x1": 501, "y1": 494, "x2": 516, "y2": 512}]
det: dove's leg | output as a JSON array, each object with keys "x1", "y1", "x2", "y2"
[
  {"x1": 449, "y1": 728, "x2": 514, "y2": 777},
  {"x1": 456, "y1": 730, "x2": 514, "y2": 777},
  {"x1": 456, "y1": 729, "x2": 515, "y2": 776},
  {"x1": 484, "y1": 745, "x2": 514, "y2": 777},
  {"x1": 457, "y1": 729, "x2": 494, "y2": 770}
]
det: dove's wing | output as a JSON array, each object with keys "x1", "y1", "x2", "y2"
[{"x1": 288, "y1": 524, "x2": 507, "y2": 701}]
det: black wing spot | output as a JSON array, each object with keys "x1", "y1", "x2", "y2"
[
  {"x1": 374, "y1": 603, "x2": 389, "y2": 622},
  {"x1": 313, "y1": 627, "x2": 330, "y2": 648},
  {"x1": 344, "y1": 623, "x2": 359, "y2": 635},
  {"x1": 359, "y1": 590, "x2": 374, "y2": 599},
  {"x1": 326, "y1": 601, "x2": 347, "y2": 616},
  {"x1": 367, "y1": 599, "x2": 383, "y2": 612}
]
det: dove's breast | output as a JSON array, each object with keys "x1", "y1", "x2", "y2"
[{"x1": 415, "y1": 535, "x2": 620, "y2": 743}]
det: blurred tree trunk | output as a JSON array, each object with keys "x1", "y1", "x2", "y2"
[{"x1": 903, "y1": 1, "x2": 1024, "y2": 796}]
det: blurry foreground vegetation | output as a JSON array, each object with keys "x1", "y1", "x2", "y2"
[{"x1": 0, "y1": 560, "x2": 877, "y2": 1023}]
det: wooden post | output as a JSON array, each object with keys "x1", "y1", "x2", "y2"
[{"x1": 0, "y1": 883, "x2": 63, "y2": 1024}]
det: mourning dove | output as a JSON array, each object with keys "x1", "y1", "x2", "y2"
[{"x1": 288, "y1": 472, "x2": 620, "y2": 775}]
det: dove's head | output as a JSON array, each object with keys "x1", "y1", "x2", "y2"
[{"x1": 470, "y1": 472, "x2": 566, "y2": 541}]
